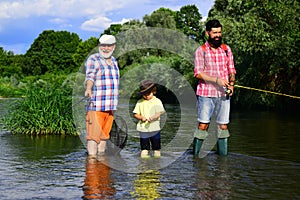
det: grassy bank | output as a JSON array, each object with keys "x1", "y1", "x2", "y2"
[{"x1": 1, "y1": 79, "x2": 78, "y2": 135}]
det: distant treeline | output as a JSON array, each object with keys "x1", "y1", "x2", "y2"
[{"x1": 0, "y1": 0, "x2": 299, "y2": 111}]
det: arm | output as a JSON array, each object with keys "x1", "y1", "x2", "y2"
[
  {"x1": 148, "y1": 111, "x2": 164, "y2": 122},
  {"x1": 194, "y1": 45, "x2": 229, "y2": 87},
  {"x1": 226, "y1": 46, "x2": 236, "y2": 96},
  {"x1": 85, "y1": 80, "x2": 94, "y2": 98},
  {"x1": 134, "y1": 113, "x2": 148, "y2": 122},
  {"x1": 227, "y1": 73, "x2": 236, "y2": 96},
  {"x1": 195, "y1": 72, "x2": 229, "y2": 87},
  {"x1": 84, "y1": 55, "x2": 97, "y2": 98}
]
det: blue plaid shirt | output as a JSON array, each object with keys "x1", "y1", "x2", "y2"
[{"x1": 85, "y1": 53, "x2": 119, "y2": 111}]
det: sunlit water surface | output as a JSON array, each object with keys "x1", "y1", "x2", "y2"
[{"x1": 0, "y1": 99, "x2": 299, "y2": 199}]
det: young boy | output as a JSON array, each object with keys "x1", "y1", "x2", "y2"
[{"x1": 133, "y1": 80, "x2": 165, "y2": 158}]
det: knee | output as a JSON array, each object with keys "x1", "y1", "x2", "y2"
[
  {"x1": 198, "y1": 123, "x2": 209, "y2": 130},
  {"x1": 218, "y1": 124, "x2": 228, "y2": 130}
]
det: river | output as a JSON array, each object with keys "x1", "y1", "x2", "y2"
[{"x1": 0, "y1": 99, "x2": 299, "y2": 199}]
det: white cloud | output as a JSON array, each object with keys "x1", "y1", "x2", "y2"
[
  {"x1": 0, "y1": 0, "x2": 215, "y2": 54},
  {"x1": 81, "y1": 16, "x2": 112, "y2": 32},
  {"x1": 118, "y1": 18, "x2": 131, "y2": 24},
  {"x1": 0, "y1": 0, "x2": 126, "y2": 19},
  {"x1": 81, "y1": 16, "x2": 132, "y2": 32}
]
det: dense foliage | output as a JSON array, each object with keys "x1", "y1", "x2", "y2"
[
  {"x1": 1, "y1": 80, "x2": 77, "y2": 135},
  {"x1": 209, "y1": 0, "x2": 300, "y2": 109},
  {"x1": 0, "y1": 2, "x2": 299, "y2": 134}
]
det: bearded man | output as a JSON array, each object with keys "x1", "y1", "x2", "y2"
[
  {"x1": 193, "y1": 19, "x2": 236, "y2": 157},
  {"x1": 84, "y1": 34, "x2": 119, "y2": 157}
]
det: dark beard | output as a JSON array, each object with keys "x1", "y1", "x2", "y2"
[{"x1": 208, "y1": 37, "x2": 222, "y2": 48}]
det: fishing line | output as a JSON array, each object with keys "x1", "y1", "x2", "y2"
[{"x1": 235, "y1": 84, "x2": 300, "y2": 99}]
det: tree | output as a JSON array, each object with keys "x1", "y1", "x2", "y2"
[
  {"x1": 72, "y1": 37, "x2": 98, "y2": 72},
  {"x1": 208, "y1": 0, "x2": 300, "y2": 108},
  {"x1": 103, "y1": 24, "x2": 123, "y2": 36},
  {"x1": 0, "y1": 47, "x2": 23, "y2": 78},
  {"x1": 175, "y1": 5, "x2": 204, "y2": 43},
  {"x1": 143, "y1": 8, "x2": 177, "y2": 29},
  {"x1": 24, "y1": 30, "x2": 81, "y2": 75}
]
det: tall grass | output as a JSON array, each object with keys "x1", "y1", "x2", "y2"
[{"x1": 1, "y1": 80, "x2": 78, "y2": 135}]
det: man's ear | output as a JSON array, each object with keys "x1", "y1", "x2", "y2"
[{"x1": 205, "y1": 31, "x2": 209, "y2": 37}]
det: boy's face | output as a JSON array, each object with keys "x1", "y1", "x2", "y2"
[{"x1": 143, "y1": 92, "x2": 154, "y2": 101}]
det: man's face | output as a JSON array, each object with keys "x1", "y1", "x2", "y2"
[
  {"x1": 99, "y1": 44, "x2": 115, "y2": 59},
  {"x1": 207, "y1": 27, "x2": 222, "y2": 48}
]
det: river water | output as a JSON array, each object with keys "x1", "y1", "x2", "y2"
[{"x1": 0, "y1": 99, "x2": 299, "y2": 199}]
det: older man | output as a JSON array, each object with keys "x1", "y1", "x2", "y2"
[{"x1": 84, "y1": 34, "x2": 119, "y2": 156}]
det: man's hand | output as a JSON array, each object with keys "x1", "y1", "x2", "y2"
[
  {"x1": 85, "y1": 89, "x2": 93, "y2": 98},
  {"x1": 85, "y1": 80, "x2": 94, "y2": 98}
]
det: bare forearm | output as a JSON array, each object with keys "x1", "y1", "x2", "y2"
[
  {"x1": 86, "y1": 80, "x2": 93, "y2": 90},
  {"x1": 134, "y1": 113, "x2": 147, "y2": 122},
  {"x1": 229, "y1": 73, "x2": 236, "y2": 86},
  {"x1": 195, "y1": 72, "x2": 217, "y2": 83},
  {"x1": 196, "y1": 72, "x2": 229, "y2": 87},
  {"x1": 149, "y1": 111, "x2": 164, "y2": 122},
  {"x1": 85, "y1": 80, "x2": 94, "y2": 97}
]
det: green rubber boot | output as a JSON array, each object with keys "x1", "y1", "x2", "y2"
[
  {"x1": 193, "y1": 138, "x2": 203, "y2": 156},
  {"x1": 217, "y1": 138, "x2": 228, "y2": 156}
]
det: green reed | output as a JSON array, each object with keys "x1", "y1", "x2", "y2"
[{"x1": 2, "y1": 81, "x2": 79, "y2": 135}]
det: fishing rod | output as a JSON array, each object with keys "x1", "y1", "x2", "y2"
[
  {"x1": 235, "y1": 84, "x2": 300, "y2": 99},
  {"x1": 61, "y1": 96, "x2": 91, "y2": 115}
]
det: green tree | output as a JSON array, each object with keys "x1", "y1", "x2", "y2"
[
  {"x1": 143, "y1": 8, "x2": 177, "y2": 29},
  {"x1": 24, "y1": 30, "x2": 81, "y2": 75},
  {"x1": 0, "y1": 47, "x2": 23, "y2": 78},
  {"x1": 175, "y1": 5, "x2": 204, "y2": 43},
  {"x1": 208, "y1": 0, "x2": 300, "y2": 108},
  {"x1": 72, "y1": 37, "x2": 98, "y2": 72},
  {"x1": 103, "y1": 24, "x2": 123, "y2": 35}
]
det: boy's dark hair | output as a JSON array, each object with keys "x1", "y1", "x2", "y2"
[{"x1": 206, "y1": 19, "x2": 222, "y2": 31}]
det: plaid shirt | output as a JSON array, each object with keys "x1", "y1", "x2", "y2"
[
  {"x1": 85, "y1": 53, "x2": 119, "y2": 111},
  {"x1": 194, "y1": 42, "x2": 236, "y2": 97}
]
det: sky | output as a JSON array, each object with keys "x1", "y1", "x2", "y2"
[{"x1": 0, "y1": 0, "x2": 214, "y2": 55}]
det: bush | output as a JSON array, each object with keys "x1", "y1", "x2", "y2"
[{"x1": 1, "y1": 80, "x2": 78, "y2": 135}]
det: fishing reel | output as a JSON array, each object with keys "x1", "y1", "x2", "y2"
[
  {"x1": 224, "y1": 87, "x2": 232, "y2": 100},
  {"x1": 224, "y1": 87, "x2": 232, "y2": 95}
]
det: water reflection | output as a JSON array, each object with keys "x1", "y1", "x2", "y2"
[
  {"x1": 192, "y1": 155, "x2": 231, "y2": 200},
  {"x1": 1, "y1": 99, "x2": 300, "y2": 199},
  {"x1": 131, "y1": 170, "x2": 161, "y2": 199},
  {"x1": 82, "y1": 156, "x2": 116, "y2": 199}
]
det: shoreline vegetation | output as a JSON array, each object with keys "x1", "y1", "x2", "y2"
[{"x1": 1, "y1": 1, "x2": 299, "y2": 135}]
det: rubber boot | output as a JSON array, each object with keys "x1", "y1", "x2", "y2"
[
  {"x1": 217, "y1": 138, "x2": 228, "y2": 156},
  {"x1": 193, "y1": 138, "x2": 203, "y2": 157}
]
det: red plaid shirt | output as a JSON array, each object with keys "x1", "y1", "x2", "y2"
[{"x1": 194, "y1": 42, "x2": 236, "y2": 97}]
